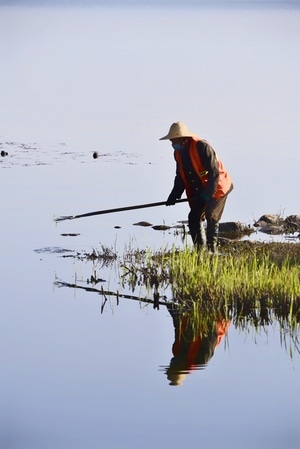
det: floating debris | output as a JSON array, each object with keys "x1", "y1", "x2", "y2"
[
  {"x1": 152, "y1": 225, "x2": 171, "y2": 231},
  {"x1": 60, "y1": 233, "x2": 80, "y2": 237},
  {"x1": 133, "y1": 221, "x2": 153, "y2": 227},
  {"x1": 87, "y1": 274, "x2": 106, "y2": 284},
  {"x1": 1, "y1": 150, "x2": 8, "y2": 157},
  {"x1": 172, "y1": 224, "x2": 185, "y2": 228},
  {"x1": 34, "y1": 247, "x2": 75, "y2": 254}
]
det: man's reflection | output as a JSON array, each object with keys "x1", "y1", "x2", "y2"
[{"x1": 165, "y1": 303, "x2": 230, "y2": 386}]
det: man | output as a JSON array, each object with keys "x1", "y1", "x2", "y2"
[{"x1": 160, "y1": 121, "x2": 233, "y2": 252}]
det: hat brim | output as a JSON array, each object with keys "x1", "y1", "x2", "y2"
[
  {"x1": 159, "y1": 134, "x2": 171, "y2": 140},
  {"x1": 159, "y1": 132, "x2": 194, "y2": 141}
]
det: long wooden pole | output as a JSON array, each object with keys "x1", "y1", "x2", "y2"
[{"x1": 53, "y1": 198, "x2": 189, "y2": 222}]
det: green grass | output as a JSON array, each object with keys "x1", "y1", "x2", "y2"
[
  {"x1": 168, "y1": 247, "x2": 299, "y2": 303},
  {"x1": 120, "y1": 242, "x2": 300, "y2": 330},
  {"x1": 121, "y1": 243, "x2": 299, "y2": 300}
]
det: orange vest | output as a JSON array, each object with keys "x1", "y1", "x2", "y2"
[{"x1": 174, "y1": 137, "x2": 232, "y2": 199}]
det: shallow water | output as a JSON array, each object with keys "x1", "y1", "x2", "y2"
[{"x1": 1, "y1": 4, "x2": 300, "y2": 449}]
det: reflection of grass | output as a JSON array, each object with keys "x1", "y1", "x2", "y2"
[
  {"x1": 120, "y1": 241, "x2": 300, "y2": 355},
  {"x1": 77, "y1": 241, "x2": 300, "y2": 345},
  {"x1": 58, "y1": 240, "x2": 300, "y2": 356}
]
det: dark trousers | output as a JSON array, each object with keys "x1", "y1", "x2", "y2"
[{"x1": 188, "y1": 185, "x2": 233, "y2": 250}]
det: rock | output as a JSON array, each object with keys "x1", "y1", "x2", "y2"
[
  {"x1": 152, "y1": 225, "x2": 171, "y2": 231},
  {"x1": 284, "y1": 215, "x2": 300, "y2": 233},
  {"x1": 219, "y1": 221, "x2": 254, "y2": 239},
  {"x1": 219, "y1": 222, "x2": 247, "y2": 233},
  {"x1": 133, "y1": 221, "x2": 153, "y2": 227},
  {"x1": 285, "y1": 215, "x2": 300, "y2": 225},
  {"x1": 254, "y1": 214, "x2": 284, "y2": 228}
]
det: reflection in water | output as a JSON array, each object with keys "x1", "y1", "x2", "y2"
[
  {"x1": 54, "y1": 280, "x2": 169, "y2": 311},
  {"x1": 55, "y1": 278, "x2": 231, "y2": 386},
  {"x1": 163, "y1": 303, "x2": 230, "y2": 386},
  {"x1": 55, "y1": 270, "x2": 300, "y2": 386}
]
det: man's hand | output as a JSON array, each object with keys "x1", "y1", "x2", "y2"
[{"x1": 166, "y1": 193, "x2": 177, "y2": 206}]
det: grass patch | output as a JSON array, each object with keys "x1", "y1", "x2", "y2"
[
  {"x1": 119, "y1": 241, "x2": 300, "y2": 329},
  {"x1": 121, "y1": 242, "x2": 300, "y2": 301}
]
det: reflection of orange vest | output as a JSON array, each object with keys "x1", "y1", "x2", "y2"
[
  {"x1": 172, "y1": 319, "x2": 230, "y2": 368},
  {"x1": 174, "y1": 137, "x2": 232, "y2": 199}
]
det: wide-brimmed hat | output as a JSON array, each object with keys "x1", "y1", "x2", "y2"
[{"x1": 159, "y1": 122, "x2": 194, "y2": 140}]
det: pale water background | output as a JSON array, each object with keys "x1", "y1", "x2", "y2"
[{"x1": 1, "y1": 1, "x2": 300, "y2": 449}]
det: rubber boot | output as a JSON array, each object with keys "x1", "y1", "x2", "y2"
[
  {"x1": 189, "y1": 220, "x2": 206, "y2": 249},
  {"x1": 207, "y1": 222, "x2": 219, "y2": 254}
]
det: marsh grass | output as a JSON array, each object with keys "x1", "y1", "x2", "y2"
[
  {"x1": 167, "y1": 247, "x2": 300, "y2": 304},
  {"x1": 121, "y1": 242, "x2": 300, "y2": 302},
  {"x1": 119, "y1": 241, "x2": 300, "y2": 334}
]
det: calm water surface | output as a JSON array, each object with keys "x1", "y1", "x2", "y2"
[{"x1": 1, "y1": 4, "x2": 300, "y2": 449}]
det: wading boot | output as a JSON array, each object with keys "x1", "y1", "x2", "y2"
[
  {"x1": 189, "y1": 221, "x2": 206, "y2": 250},
  {"x1": 207, "y1": 222, "x2": 219, "y2": 254}
]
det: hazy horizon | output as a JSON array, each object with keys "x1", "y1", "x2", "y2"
[{"x1": 1, "y1": 0, "x2": 299, "y2": 8}]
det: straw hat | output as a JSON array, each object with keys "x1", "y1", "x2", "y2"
[{"x1": 159, "y1": 122, "x2": 194, "y2": 140}]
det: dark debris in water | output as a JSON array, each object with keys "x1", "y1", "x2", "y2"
[
  {"x1": 152, "y1": 225, "x2": 171, "y2": 231},
  {"x1": 0, "y1": 141, "x2": 140, "y2": 168},
  {"x1": 87, "y1": 274, "x2": 106, "y2": 284},
  {"x1": 60, "y1": 233, "x2": 80, "y2": 237},
  {"x1": 34, "y1": 247, "x2": 75, "y2": 255},
  {"x1": 133, "y1": 221, "x2": 153, "y2": 227}
]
